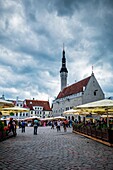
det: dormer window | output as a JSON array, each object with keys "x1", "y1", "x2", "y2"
[{"x1": 83, "y1": 86, "x2": 85, "y2": 91}]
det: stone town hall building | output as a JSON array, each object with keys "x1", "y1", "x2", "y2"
[{"x1": 52, "y1": 48, "x2": 105, "y2": 116}]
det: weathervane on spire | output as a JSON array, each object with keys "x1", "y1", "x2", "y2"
[
  {"x1": 62, "y1": 43, "x2": 65, "y2": 58},
  {"x1": 92, "y1": 65, "x2": 94, "y2": 75},
  {"x1": 63, "y1": 43, "x2": 65, "y2": 51}
]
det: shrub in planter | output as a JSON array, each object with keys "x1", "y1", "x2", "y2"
[
  {"x1": 0, "y1": 120, "x2": 4, "y2": 131},
  {"x1": 96, "y1": 125, "x2": 101, "y2": 130},
  {"x1": 72, "y1": 122, "x2": 78, "y2": 130},
  {"x1": 3, "y1": 127, "x2": 9, "y2": 136},
  {"x1": 77, "y1": 122, "x2": 84, "y2": 129},
  {"x1": 0, "y1": 120, "x2": 5, "y2": 140}
]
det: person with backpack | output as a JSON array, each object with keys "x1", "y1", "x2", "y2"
[{"x1": 33, "y1": 118, "x2": 39, "y2": 135}]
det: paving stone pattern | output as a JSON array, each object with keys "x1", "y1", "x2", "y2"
[{"x1": 0, "y1": 126, "x2": 113, "y2": 170}]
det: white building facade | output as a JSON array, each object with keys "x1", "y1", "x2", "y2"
[
  {"x1": 52, "y1": 48, "x2": 105, "y2": 116},
  {"x1": 52, "y1": 73, "x2": 105, "y2": 116},
  {"x1": 24, "y1": 99, "x2": 52, "y2": 118}
]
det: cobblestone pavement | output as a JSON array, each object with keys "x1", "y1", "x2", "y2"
[{"x1": 0, "y1": 126, "x2": 113, "y2": 170}]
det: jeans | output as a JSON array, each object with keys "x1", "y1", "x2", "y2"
[
  {"x1": 22, "y1": 126, "x2": 25, "y2": 133},
  {"x1": 34, "y1": 126, "x2": 38, "y2": 135}
]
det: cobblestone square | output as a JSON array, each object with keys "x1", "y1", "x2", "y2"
[{"x1": 0, "y1": 126, "x2": 113, "y2": 170}]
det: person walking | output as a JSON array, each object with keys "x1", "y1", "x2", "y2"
[
  {"x1": 34, "y1": 118, "x2": 39, "y2": 135},
  {"x1": 57, "y1": 120, "x2": 61, "y2": 132},
  {"x1": 63, "y1": 120, "x2": 67, "y2": 132},
  {"x1": 21, "y1": 120, "x2": 26, "y2": 133},
  {"x1": 19, "y1": 121, "x2": 21, "y2": 128},
  {"x1": 8, "y1": 118, "x2": 15, "y2": 136},
  {"x1": 51, "y1": 121, "x2": 54, "y2": 129},
  {"x1": 12, "y1": 120, "x2": 17, "y2": 135},
  {"x1": 69, "y1": 119, "x2": 72, "y2": 128}
]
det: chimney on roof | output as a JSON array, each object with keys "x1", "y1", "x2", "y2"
[{"x1": 33, "y1": 98, "x2": 35, "y2": 100}]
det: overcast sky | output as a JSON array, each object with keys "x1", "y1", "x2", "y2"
[{"x1": 0, "y1": 0, "x2": 113, "y2": 104}]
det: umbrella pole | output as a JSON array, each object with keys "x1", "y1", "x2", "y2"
[
  {"x1": 18, "y1": 113, "x2": 19, "y2": 121},
  {"x1": 106, "y1": 109, "x2": 109, "y2": 128}
]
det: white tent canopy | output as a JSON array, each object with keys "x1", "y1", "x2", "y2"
[
  {"x1": 75, "y1": 99, "x2": 113, "y2": 127},
  {"x1": 63, "y1": 109, "x2": 91, "y2": 116},
  {"x1": 0, "y1": 99, "x2": 14, "y2": 108},
  {"x1": 53, "y1": 116, "x2": 66, "y2": 120},
  {"x1": 101, "y1": 115, "x2": 113, "y2": 118},
  {"x1": 40, "y1": 117, "x2": 54, "y2": 121},
  {"x1": 63, "y1": 109, "x2": 80, "y2": 114},
  {"x1": 76, "y1": 99, "x2": 113, "y2": 109},
  {"x1": 24, "y1": 116, "x2": 66, "y2": 122},
  {"x1": 24, "y1": 116, "x2": 40, "y2": 121},
  {"x1": 2, "y1": 106, "x2": 29, "y2": 112}
]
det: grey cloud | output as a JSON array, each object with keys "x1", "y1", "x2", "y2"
[
  {"x1": 0, "y1": 0, "x2": 113, "y2": 100},
  {"x1": 16, "y1": 46, "x2": 56, "y2": 64},
  {"x1": 48, "y1": 0, "x2": 81, "y2": 16},
  {"x1": 106, "y1": 87, "x2": 113, "y2": 93},
  {"x1": 49, "y1": 0, "x2": 113, "y2": 18}
]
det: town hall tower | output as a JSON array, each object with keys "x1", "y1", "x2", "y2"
[{"x1": 60, "y1": 47, "x2": 68, "y2": 91}]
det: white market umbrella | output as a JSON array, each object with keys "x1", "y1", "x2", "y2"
[
  {"x1": 40, "y1": 117, "x2": 54, "y2": 121},
  {"x1": 101, "y1": 115, "x2": 113, "y2": 118},
  {"x1": 24, "y1": 116, "x2": 40, "y2": 121},
  {"x1": 75, "y1": 99, "x2": 113, "y2": 127},
  {"x1": 53, "y1": 116, "x2": 66, "y2": 120},
  {"x1": 63, "y1": 109, "x2": 81, "y2": 115},
  {"x1": 63, "y1": 109, "x2": 90, "y2": 115},
  {"x1": 2, "y1": 106, "x2": 30, "y2": 118},
  {"x1": 0, "y1": 99, "x2": 14, "y2": 118},
  {"x1": 40, "y1": 117, "x2": 66, "y2": 121},
  {"x1": 0, "y1": 99, "x2": 14, "y2": 108},
  {"x1": 76, "y1": 99, "x2": 113, "y2": 110},
  {"x1": 2, "y1": 106, "x2": 29, "y2": 113}
]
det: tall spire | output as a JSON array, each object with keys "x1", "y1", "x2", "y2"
[
  {"x1": 60, "y1": 44, "x2": 68, "y2": 73},
  {"x1": 60, "y1": 45, "x2": 68, "y2": 91}
]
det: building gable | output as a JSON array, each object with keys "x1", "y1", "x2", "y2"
[{"x1": 82, "y1": 73, "x2": 105, "y2": 103}]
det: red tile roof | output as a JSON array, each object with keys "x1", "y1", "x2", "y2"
[
  {"x1": 25, "y1": 100, "x2": 52, "y2": 111},
  {"x1": 57, "y1": 76, "x2": 91, "y2": 99}
]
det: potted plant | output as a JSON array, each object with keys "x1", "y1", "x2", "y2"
[{"x1": 0, "y1": 120, "x2": 4, "y2": 140}]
